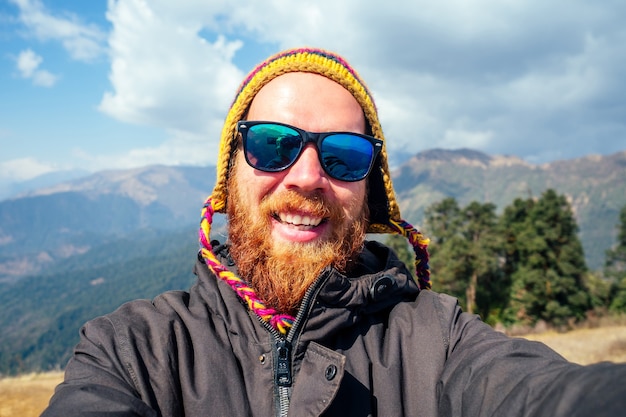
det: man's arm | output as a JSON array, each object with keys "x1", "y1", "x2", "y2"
[
  {"x1": 437, "y1": 293, "x2": 626, "y2": 417},
  {"x1": 41, "y1": 315, "x2": 157, "y2": 417}
]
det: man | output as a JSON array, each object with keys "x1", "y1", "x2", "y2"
[{"x1": 43, "y1": 48, "x2": 626, "y2": 416}]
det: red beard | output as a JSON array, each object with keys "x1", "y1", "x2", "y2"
[{"x1": 227, "y1": 177, "x2": 368, "y2": 316}]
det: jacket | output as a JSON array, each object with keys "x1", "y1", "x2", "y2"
[{"x1": 42, "y1": 241, "x2": 626, "y2": 416}]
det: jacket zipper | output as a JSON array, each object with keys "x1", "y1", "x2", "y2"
[{"x1": 258, "y1": 273, "x2": 330, "y2": 417}]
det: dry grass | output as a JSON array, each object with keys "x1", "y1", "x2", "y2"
[
  {"x1": 2, "y1": 325, "x2": 626, "y2": 417},
  {"x1": 521, "y1": 325, "x2": 626, "y2": 365},
  {"x1": 0, "y1": 371, "x2": 63, "y2": 417}
]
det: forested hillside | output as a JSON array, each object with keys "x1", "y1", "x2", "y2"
[
  {"x1": 393, "y1": 149, "x2": 626, "y2": 269},
  {"x1": 0, "y1": 165, "x2": 216, "y2": 282},
  {"x1": 0, "y1": 228, "x2": 199, "y2": 375}
]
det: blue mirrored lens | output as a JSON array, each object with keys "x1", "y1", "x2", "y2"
[
  {"x1": 243, "y1": 123, "x2": 376, "y2": 181},
  {"x1": 321, "y1": 134, "x2": 374, "y2": 180},
  {"x1": 246, "y1": 124, "x2": 302, "y2": 170}
]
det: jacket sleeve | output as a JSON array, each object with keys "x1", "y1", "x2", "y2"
[
  {"x1": 435, "y1": 293, "x2": 626, "y2": 417},
  {"x1": 41, "y1": 315, "x2": 157, "y2": 417}
]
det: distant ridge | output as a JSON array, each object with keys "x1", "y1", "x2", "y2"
[
  {"x1": 413, "y1": 148, "x2": 543, "y2": 168},
  {"x1": 0, "y1": 165, "x2": 217, "y2": 282},
  {"x1": 415, "y1": 148, "x2": 495, "y2": 165},
  {"x1": 0, "y1": 149, "x2": 625, "y2": 283},
  {"x1": 394, "y1": 149, "x2": 626, "y2": 269}
]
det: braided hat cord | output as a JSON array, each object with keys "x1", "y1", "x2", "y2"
[
  {"x1": 389, "y1": 219, "x2": 432, "y2": 290},
  {"x1": 199, "y1": 197, "x2": 295, "y2": 335}
]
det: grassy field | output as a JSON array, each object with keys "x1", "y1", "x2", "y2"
[
  {"x1": 2, "y1": 325, "x2": 626, "y2": 417},
  {"x1": 0, "y1": 371, "x2": 64, "y2": 417}
]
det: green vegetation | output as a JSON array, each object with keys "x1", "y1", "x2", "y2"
[
  {"x1": 605, "y1": 205, "x2": 626, "y2": 312},
  {"x1": 394, "y1": 150, "x2": 626, "y2": 270},
  {"x1": 0, "y1": 228, "x2": 199, "y2": 376},
  {"x1": 424, "y1": 198, "x2": 506, "y2": 321},
  {"x1": 390, "y1": 192, "x2": 626, "y2": 329},
  {"x1": 500, "y1": 190, "x2": 589, "y2": 327}
]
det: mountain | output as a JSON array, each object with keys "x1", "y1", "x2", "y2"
[
  {"x1": 1, "y1": 150, "x2": 624, "y2": 283},
  {"x1": 0, "y1": 165, "x2": 218, "y2": 282},
  {"x1": 0, "y1": 227, "x2": 199, "y2": 375},
  {"x1": 0, "y1": 169, "x2": 89, "y2": 201},
  {"x1": 392, "y1": 149, "x2": 626, "y2": 269}
]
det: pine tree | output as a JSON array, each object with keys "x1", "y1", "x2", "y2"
[
  {"x1": 461, "y1": 202, "x2": 504, "y2": 319},
  {"x1": 606, "y1": 205, "x2": 626, "y2": 311},
  {"x1": 424, "y1": 198, "x2": 469, "y2": 303},
  {"x1": 503, "y1": 189, "x2": 590, "y2": 327},
  {"x1": 425, "y1": 198, "x2": 504, "y2": 320}
]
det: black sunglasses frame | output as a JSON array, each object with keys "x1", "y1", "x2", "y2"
[{"x1": 237, "y1": 120, "x2": 383, "y2": 182}]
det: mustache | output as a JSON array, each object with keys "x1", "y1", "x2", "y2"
[{"x1": 261, "y1": 190, "x2": 342, "y2": 221}]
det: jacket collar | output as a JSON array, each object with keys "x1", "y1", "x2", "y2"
[
  {"x1": 200, "y1": 240, "x2": 419, "y2": 336},
  {"x1": 208, "y1": 240, "x2": 419, "y2": 312}
]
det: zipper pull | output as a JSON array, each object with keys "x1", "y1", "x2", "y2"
[{"x1": 275, "y1": 340, "x2": 293, "y2": 387}]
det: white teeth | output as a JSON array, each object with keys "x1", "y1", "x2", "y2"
[{"x1": 279, "y1": 213, "x2": 322, "y2": 226}]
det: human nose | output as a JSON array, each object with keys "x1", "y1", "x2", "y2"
[{"x1": 281, "y1": 144, "x2": 330, "y2": 192}]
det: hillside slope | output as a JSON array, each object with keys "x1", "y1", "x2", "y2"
[
  {"x1": 393, "y1": 149, "x2": 626, "y2": 269},
  {"x1": 0, "y1": 165, "x2": 216, "y2": 282}
]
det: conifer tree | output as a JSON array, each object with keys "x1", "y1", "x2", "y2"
[
  {"x1": 461, "y1": 201, "x2": 504, "y2": 319},
  {"x1": 424, "y1": 198, "x2": 468, "y2": 303},
  {"x1": 425, "y1": 198, "x2": 503, "y2": 320},
  {"x1": 606, "y1": 205, "x2": 626, "y2": 311},
  {"x1": 503, "y1": 189, "x2": 589, "y2": 327}
]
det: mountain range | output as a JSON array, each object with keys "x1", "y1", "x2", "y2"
[
  {"x1": 393, "y1": 149, "x2": 626, "y2": 270},
  {"x1": 1, "y1": 148, "x2": 625, "y2": 283},
  {"x1": 0, "y1": 165, "x2": 218, "y2": 282}
]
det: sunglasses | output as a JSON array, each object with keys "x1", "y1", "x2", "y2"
[{"x1": 237, "y1": 121, "x2": 383, "y2": 182}]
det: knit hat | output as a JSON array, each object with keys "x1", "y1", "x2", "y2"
[{"x1": 199, "y1": 47, "x2": 430, "y2": 334}]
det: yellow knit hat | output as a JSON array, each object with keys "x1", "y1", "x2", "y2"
[{"x1": 205, "y1": 47, "x2": 430, "y2": 289}]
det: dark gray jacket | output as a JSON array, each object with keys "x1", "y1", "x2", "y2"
[{"x1": 42, "y1": 241, "x2": 626, "y2": 416}]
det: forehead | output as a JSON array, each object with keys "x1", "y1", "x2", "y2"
[{"x1": 246, "y1": 72, "x2": 366, "y2": 134}]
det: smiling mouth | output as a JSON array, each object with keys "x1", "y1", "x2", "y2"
[{"x1": 274, "y1": 212, "x2": 325, "y2": 229}]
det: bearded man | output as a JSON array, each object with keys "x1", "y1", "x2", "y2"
[{"x1": 43, "y1": 48, "x2": 626, "y2": 417}]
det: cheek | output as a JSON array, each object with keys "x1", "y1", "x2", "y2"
[
  {"x1": 334, "y1": 181, "x2": 367, "y2": 216},
  {"x1": 233, "y1": 155, "x2": 282, "y2": 204}
]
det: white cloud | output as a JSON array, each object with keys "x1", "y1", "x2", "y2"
[
  {"x1": 11, "y1": 0, "x2": 623, "y2": 178},
  {"x1": 93, "y1": 0, "x2": 625, "y2": 166},
  {"x1": 0, "y1": 157, "x2": 57, "y2": 182},
  {"x1": 15, "y1": 48, "x2": 41, "y2": 77},
  {"x1": 10, "y1": 0, "x2": 106, "y2": 61},
  {"x1": 15, "y1": 48, "x2": 58, "y2": 87},
  {"x1": 441, "y1": 129, "x2": 494, "y2": 150},
  {"x1": 71, "y1": 129, "x2": 218, "y2": 172},
  {"x1": 98, "y1": 0, "x2": 243, "y2": 160},
  {"x1": 31, "y1": 68, "x2": 57, "y2": 87}
]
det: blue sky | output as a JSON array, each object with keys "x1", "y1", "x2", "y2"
[{"x1": 1, "y1": 0, "x2": 626, "y2": 198}]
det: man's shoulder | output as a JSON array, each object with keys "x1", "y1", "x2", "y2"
[
  {"x1": 89, "y1": 289, "x2": 192, "y2": 333},
  {"x1": 415, "y1": 289, "x2": 459, "y2": 309},
  {"x1": 390, "y1": 289, "x2": 460, "y2": 323}
]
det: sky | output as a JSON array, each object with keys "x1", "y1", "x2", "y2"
[{"x1": 1, "y1": 0, "x2": 625, "y2": 196}]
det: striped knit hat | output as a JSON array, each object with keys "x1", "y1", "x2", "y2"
[{"x1": 199, "y1": 47, "x2": 430, "y2": 334}]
